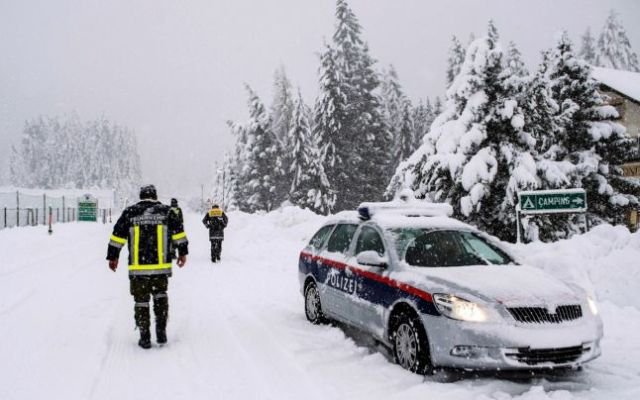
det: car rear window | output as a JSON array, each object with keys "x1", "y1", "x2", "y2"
[{"x1": 326, "y1": 224, "x2": 358, "y2": 254}]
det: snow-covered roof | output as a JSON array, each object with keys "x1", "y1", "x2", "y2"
[{"x1": 592, "y1": 67, "x2": 640, "y2": 103}]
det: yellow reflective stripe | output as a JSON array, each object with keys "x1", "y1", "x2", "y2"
[
  {"x1": 172, "y1": 232, "x2": 187, "y2": 241},
  {"x1": 157, "y1": 225, "x2": 164, "y2": 265},
  {"x1": 129, "y1": 263, "x2": 172, "y2": 271},
  {"x1": 209, "y1": 209, "x2": 222, "y2": 217},
  {"x1": 110, "y1": 235, "x2": 127, "y2": 244},
  {"x1": 133, "y1": 226, "x2": 140, "y2": 266}
]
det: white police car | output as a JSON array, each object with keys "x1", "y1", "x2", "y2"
[{"x1": 298, "y1": 199, "x2": 602, "y2": 374}]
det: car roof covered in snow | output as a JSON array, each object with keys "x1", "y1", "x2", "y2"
[
  {"x1": 592, "y1": 66, "x2": 640, "y2": 102},
  {"x1": 371, "y1": 214, "x2": 475, "y2": 231}
]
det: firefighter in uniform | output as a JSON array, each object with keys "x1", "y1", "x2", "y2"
[
  {"x1": 202, "y1": 204, "x2": 228, "y2": 262},
  {"x1": 107, "y1": 185, "x2": 189, "y2": 349},
  {"x1": 169, "y1": 198, "x2": 183, "y2": 260}
]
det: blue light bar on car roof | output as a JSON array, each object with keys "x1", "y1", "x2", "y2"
[{"x1": 357, "y1": 201, "x2": 453, "y2": 221}]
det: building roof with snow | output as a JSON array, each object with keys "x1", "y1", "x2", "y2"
[{"x1": 592, "y1": 67, "x2": 640, "y2": 103}]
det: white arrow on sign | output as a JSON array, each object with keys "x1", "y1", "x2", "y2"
[{"x1": 572, "y1": 198, "x2": 584, "y2": 205}]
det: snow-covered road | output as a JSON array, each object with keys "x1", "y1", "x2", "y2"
[{"x1": 1, "y1": 208, "x2": 639, "y2": 400}]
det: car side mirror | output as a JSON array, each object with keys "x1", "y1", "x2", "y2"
[{"x1": 356, "y1": 251, "x2": 388, "y2": 268}]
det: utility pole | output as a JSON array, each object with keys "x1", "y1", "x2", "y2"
[{"x1": 201, "y1": 184, "x2": 204, "y2": 213}]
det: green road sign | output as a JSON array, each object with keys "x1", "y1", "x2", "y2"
[
  {"x1": 518, "y1": 189, "x2": 587, "y2": 215},
  {"x1": 78, "y1": 194, "x2": 98, "y2": 222}
]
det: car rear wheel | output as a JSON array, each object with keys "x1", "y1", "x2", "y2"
[
  {"x1": 304, "y1": 282, "x2": 327, "y2": 324},
  {"x1": 392, "y1": 312, "x2": 432, "y2": 374}
]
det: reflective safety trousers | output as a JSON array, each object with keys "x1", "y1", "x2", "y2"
[{"x1": 107, "y1": 200, "x2": 189, "y2": 276}]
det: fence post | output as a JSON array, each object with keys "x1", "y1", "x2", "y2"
[
  {"x1": 56, "y1": 208, "x2": 59, "y2": 222},
  {"x1": 48, "y1": 207, "x2": 53, "y2": 234},
  {"x1": 16, "y1": 191, "x2": 19, "y2": 227},
  {"x1": 62, "y1": 196, "x2": 66, "y2": 223},
  {"x1": 35, "y1": 208, "x2": 38, "y2": 226},
  {"x1": 3, "y1": 207, "x2": 6, "y2": 228},
  {"x1": 43, "y1": 194, "x2": 46, "y2": 225}
]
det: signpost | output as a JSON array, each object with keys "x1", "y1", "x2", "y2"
[
  {"x1": 78, "y1": 194, "x2": 98, "y2": 222},
  {"x1": 516, "y1": 189, "x2": 588, "y2": 242}
]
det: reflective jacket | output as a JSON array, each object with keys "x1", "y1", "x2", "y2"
[
  {"x1": 202, "y1": 207, "x2": 228, "y2": 239},
  {"x1": 107, "y1": 200, "x2": 189, "y2": 276}
]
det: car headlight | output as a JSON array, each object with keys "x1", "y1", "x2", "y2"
[
  {"x1": 587, "y1": 296, "x2": 599, "y2": 316},
  {"x1": 433, "y1": 293, "x2": 495, "y2": 322}
]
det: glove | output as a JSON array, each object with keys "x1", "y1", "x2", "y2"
[
  {"x1": 108, "y1": 259, "x2": 118, "y2": 272},
  {"x1": 177, "y1": 255, "x2": 187, "y2": 268}
]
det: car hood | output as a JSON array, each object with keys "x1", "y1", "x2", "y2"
[{"x1": 400, "y1": 264, "x2": 581, "y2": 306}]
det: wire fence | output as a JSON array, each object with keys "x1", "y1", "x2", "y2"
[{"x1": 0, "y1": 190, "x2": 114, "y2": 230}]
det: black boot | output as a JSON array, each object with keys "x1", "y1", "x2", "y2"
[
  {"x1": 138, "y1": 329, "x2": 151, "y2": 349},
  {"x1": 156, "y1": 325, "x2": 167, "y2": 344}
]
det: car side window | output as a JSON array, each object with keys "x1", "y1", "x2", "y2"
[
  {"x1": 326, "y1": 224, "x2": 358, "y2": 254},
  {"x1": 308, "y1": 225, "x2": 334, "y2": 251},
  {"x1": 355, "y1": 226, "x2": 385, "y2": 257}
]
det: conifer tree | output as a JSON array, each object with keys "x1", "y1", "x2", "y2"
[
  {"x1": 381, "y1": 64, "x2": 410, "y2": 170},
  {"x1": 505, "y1": 41, "x2": 528, "y2": 77},
  {"x1": 545, "y1": 32, "x2": 637, "y2": 230},
  {"x1": 595, "y1": 10, "x2": 640, "y2": 72},
  {"x1": 411, "y1": 99, "x2": 430, "y2": 151},
  {"x1": 270, "y1": 66, "x2": 295, "y2": 147},
  {"x1": 330, "y1": 0, "x2": 390, "y2": 209},
  {"x1": 289, "y1": 90, "x2": 335, "y2": 214},
  {"x1": 239, "y1": 85, "x2": 286, "y2": 212},
  {"x1": 389, "y1": 22, "x2": 538, "y2": 241},
  {"x1": 446, "y1": 36, "x2": 466, "y2": 87},
  {"x1": 313, "y1": 43, "x2": 345, "y2": 194},
  {"x1": 579, "y1": 27, "x2": 597, "y2": 65}
]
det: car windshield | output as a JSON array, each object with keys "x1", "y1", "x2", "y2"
[{"x1": 390, "y1": 228, "x2": 515, "y2": 267}]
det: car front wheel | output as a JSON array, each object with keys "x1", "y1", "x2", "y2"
[
  {"x1": 304, "y1": 282, "x2": 327, "y2": 324},
  {"x1": 392, "y1": 312, "x2": 432, "y2": 374}
]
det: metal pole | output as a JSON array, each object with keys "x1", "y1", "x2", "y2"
[
  {"x1": 43, "y1": 194, "x2": 46, "y2": 225},
  {"x1": 516, "y1": 208, "x2": 521, "y2": 244},
  {"x1": 62, "y1": 196, "x2": 66, "y2": 223},
  {"x1": 16, "y1": 191, "x2": 19, "y2": 227},
  {"x1": 3, "y1": 207, "x2": 6, "y2": 228},
  {"x1": 48, "y1": 207, "x2": 53, "y2": 234},
  {"x1": 222, "y1": 169, "x2": 226, "y2": 209}
]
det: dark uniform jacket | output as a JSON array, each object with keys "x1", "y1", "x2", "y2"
[
  {"x1": 107, "y1": 200, "x2": 189, "y2": 276},
  {"x1": 202, "y1": 207, "x2": 228, "y2": 240}
]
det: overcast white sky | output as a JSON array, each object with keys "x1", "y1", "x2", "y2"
[{"x1": 1, "y1": 0, "x2": 639, "y2": 197}]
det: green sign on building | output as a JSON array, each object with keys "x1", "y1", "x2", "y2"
[
  {"x1": 518, "y1": 189, "x2": 587, "y2": 215},
  {"x1": 78, "y1": 194, "x2": 98, "y2": 222}
]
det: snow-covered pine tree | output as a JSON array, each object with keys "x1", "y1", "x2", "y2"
[
  {"x1": 238, "y1": 85, "x2": 287, "y2": 213},
  {"x1": 270, "y1": 66, "x2": 295, "y2": 148},
  {"x1": 545, "y1": 32, "x2": 637, "y2": 231},
  {"x1": 505, "y1": 41, "x2": 528, "y2": 77},
  {"x1": 289, "y1": 89, "x2": 314, "y2": 198},
  {"x1": 289, "y1": 89, "x2": 335, "y2": 214},
  {"x1": 446, "y1": 36, "x2": 466, "y2": 88},
  {"x1": 411, "y1": 99, "x2": 430, "y2": 151},
  {"x1": 595, "y1": 10, "x2": 640, "y2": 72},
  {"x1": 332, "y1": 0, "x2": 391, "y2": 210},
  {"x1": 313, "y1": 43, "x2": 345, "y2": 200},
  {"x1": 10, "y1": 114, "x2": 141, "y2": 194},
  {"x1": 394, "y1": 101, "x2": 415, "y2": 165},
  {"x1": 388, "y1": 22, "x2": 538, "y2": 241},
  {"x1": 381, "y1": 64, "x2": 411, "y2": 170},
  {"x1": 579, "y1": 27, "x2": 597, "y2": 65},
  {"x1": 433, "y1": 96, "x2": 443, "y2": 116}
]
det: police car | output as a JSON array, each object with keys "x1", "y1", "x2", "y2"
[{"x1": 298, "y1": 198, "x2": 603, "y2": 374}]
